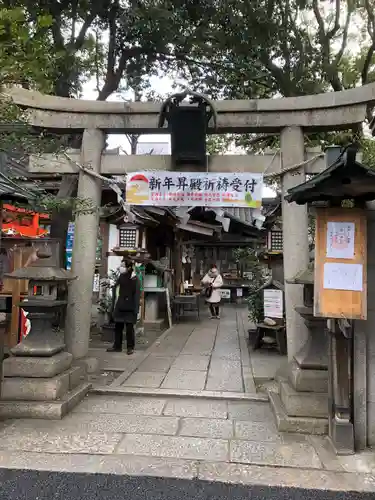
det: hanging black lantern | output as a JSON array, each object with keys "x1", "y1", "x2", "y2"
[{"x1": 158, "y1": 91, "x2": 217, "y2": 168}]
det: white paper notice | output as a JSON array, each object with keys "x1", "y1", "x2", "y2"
[
  {"x1": 323, "y1": 262, "x2": 363, "y2": 292},
  {"x1": 263, "y1": 289, "x2": 283, "y2": 318},
  {"x1": 326, "y1": 221, "x2": 355, "y2": 259}
]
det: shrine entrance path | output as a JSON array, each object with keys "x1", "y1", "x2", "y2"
[{"x1": 100, "y1": 306, "x2": 259, "y2": 397}]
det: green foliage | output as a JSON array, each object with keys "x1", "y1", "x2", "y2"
[
  {"x1": 360, "y1": 138, "x2": 375, "y2": 169},
  {"x1": 0, "y1": 6, "x2": 55, "y2": 90},
  {"x1": 98, "y1": 269, "x2": 120, "y2": 315},
  {"x1": 233, "y1": 247, "x2": 266, "y2": 324}
]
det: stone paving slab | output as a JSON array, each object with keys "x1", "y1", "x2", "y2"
[
  {"x1": 4, "y1": 413, "x2": 179, "y2": 436},
  {"x1": 179, "y1": 417, "x2": 234, "y2": 439},
  {"x1": 228, "y1": 401, "x2": 274, "y2": 421},
  {"x1": 234, "y1": 420, "x2": 281, "y2": 442},
  {"x1": 307, "y1": 435, "x2": 346, "y2": 472},
  {"x1": 117, "y1": 433, "x2": 229, "y2": 461},
  {"x1": 73, "y1": 395, "x2": 167, "y2": 415},
  {"x1": 161, "y1": 369, "x2": 207, "y2": 390},
  {"x1": 163, "y1": 398, "x2": 228, "y2": 418},
  {"x1": 0, "y1": 450, "x2": 199, "y2": 479},
  {"x1": 137, "y1": 355, "x2": 175, "y2": 373},
  {"x1": 171, "y1": 355, "x2": 210, "y2": 371},
  {"x1": 122, "y1": 371, "x2": 166, "y2": 388},
  {"x1": 0, "y1": 427, "x2": 121, "y2": 454},
  {"x1": 206, "y1": 358, "x2": 243, "y2": 392},
  {"x1": 230, "y1": 439, "x2": 323, "y2": 469}
]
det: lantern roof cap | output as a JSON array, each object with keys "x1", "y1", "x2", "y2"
[
  {"x1": 6, "y1": 266, "x2": 75, "y2": 281},
  {"x1": 285, "y1": 145, "x2": 375, "y2": 205},
  {"x1": 5, "y1": 247, "x2": 76, "y2": 281},
  {"x1": 286, "y1": 265, "x2": 314, "y2": 285}
]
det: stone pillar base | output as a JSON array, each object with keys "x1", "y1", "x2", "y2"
[
  {"x1": 279, "y1": 380, "x2": 327, "y2": 418},
  {"x1": 269, "y1": 390, "x2": 328, "y2": 435},
  {"x1": 289, "y1": 360, "x2": 328, "y2": 393},
  {"x1": 269, "y1": 310, "x2": 329, "y2": 435},
  {"x1": 74, "y1": 356, "x2": 100, "y2": 374},
  {"x1": 0, "y1": 351, "x2": 91, "y2": 419},
  {"x1": 144, "y1": 319, "x2": 165, "y2": 331},
  {"x1": 330, "y1": 416, "x2": 355, "y2": 455},
  {"x1": 270, "y1": 364, "x2": 329, "y2": 435},
  {"x1": 269, "y1": 369, "x2": 328, "y2": 435}
]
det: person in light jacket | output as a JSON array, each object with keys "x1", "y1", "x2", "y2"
[
  {"x1": 201, "y1": 264, "x2": 223, "y2": 319},
  {"x1": 107, "y1": 259, "x2": 140, "y2": 354}
]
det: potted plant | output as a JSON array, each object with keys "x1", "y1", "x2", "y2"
[
  {"x1": 98, "y1": 269, "x2": 119, "y2": 342},
  {"x1": 233, "y1": 247, "x2": 266, "y2": 333}
]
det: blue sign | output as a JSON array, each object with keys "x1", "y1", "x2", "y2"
[{"x1": 66, "y1": 222, "x2": 75, "y2": 270}]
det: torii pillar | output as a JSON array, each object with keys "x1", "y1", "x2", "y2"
[
  {"x1": 280, "y1": 126, "x2": 309, "y2": 359},
  {"x1": 65, "y1": 129, "x2": 105, "y2": 365}
]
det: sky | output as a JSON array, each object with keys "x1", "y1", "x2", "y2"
[{"x1": 82, "y1": 74, "x2": 174, "y2": 151}]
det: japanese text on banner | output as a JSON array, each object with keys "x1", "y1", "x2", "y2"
[{"x1": 125, "y1": 172, "x2": 263, "y2": 207}]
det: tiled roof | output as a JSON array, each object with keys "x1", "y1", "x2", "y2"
[{"x1": 0, "y1": 153, "x2": 44, "y2": 202}]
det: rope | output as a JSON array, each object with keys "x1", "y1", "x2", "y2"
[
  {"x1": 63, "y1": 152, "x2": 134, "y2": 221},
  {"x1": 264, "y1": 152, "x2": 324, "y2": 179}
]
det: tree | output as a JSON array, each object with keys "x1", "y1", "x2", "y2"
[{"x1": 189, "y1": 1, "x2": 375, "y2": 159}]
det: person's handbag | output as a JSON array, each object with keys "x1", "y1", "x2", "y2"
[{"x1": 205, "y1": 276, "x2": 217, "y2": 299}]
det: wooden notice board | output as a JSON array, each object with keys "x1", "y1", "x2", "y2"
[{"x1": 314, "y1": 208, "x2": 367, "y2": 320}]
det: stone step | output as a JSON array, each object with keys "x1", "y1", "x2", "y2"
[
  {"x1": 0, "y1": 382, "x2": 91, "y2": 419},
  {"x1": 144, "y1": 319, "x2": 165, "y2": 331},
  {"x1": 269, "y1": 390, "x2": 328, "y2": 435},
  {"x1": 3, "y1": 351, "x2": 73, "y2": 378},
  {"x1": 92, "y1": 385, "x2": 269, "y2": 402},
  {"x1": 279, "y1": 380, "x2": 328, "y2": 418},
  {"x1": 1, "y1": 366, "x2": 85, "y2": 402}
]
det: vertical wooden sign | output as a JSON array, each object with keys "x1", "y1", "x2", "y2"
[{"x1": 314, "y1": 208, "x2": 367, "y2": 320}]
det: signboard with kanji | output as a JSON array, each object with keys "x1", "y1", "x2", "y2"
[
  {"x1": 125, "y1": 171, "x2": 263, "y2": 207},
  {"x1": 314, "y1": 208, "x2": 367, "y2": 320}
]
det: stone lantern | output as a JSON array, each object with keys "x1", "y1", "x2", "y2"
[{"x1": 0, "y1": 247, "x2": 90, "y2": 419}]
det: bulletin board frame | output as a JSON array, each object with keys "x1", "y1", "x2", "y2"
[{"x1": 314, "y1": 207, "x2": 367, "y2": 320}]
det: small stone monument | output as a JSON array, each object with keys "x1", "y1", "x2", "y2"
[{"x1": 0, "y1": 247, "x2": 91, "y2": 419}]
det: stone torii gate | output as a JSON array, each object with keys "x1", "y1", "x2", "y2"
[{"x1": 7, "y1": 85, "x2": 375, "y2": 372}]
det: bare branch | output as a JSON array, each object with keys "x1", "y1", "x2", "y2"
[
  {"x1": 72, "y1": 11, "x2": 97, "y2": 51},
  {"x1": 333, "y1": 6, "x2": 352, "y2": 67},
  {"x1": 327, "y1": 0, "x2": 341, "y2": 38},
  {"x1": 312, "y1": 0, "x2": 325, "y2": 35},
  {"x1": 365, "y1": 0, "x2": 375, "y2": 39}
]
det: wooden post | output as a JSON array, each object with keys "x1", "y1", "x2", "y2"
[
  {"x1": 10, "y1": 247, "x2": 22, "y2": 348},
  {"x1": 140, "y1": 228, "x2": 147, "y2": 328},
  {"x1": 174, "y1": 229, "x2": 183, "y2": 294}
]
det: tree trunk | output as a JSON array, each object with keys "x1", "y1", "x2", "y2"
[{"x1": 49, "y1": 174, "x2": 78, "y2": 266}]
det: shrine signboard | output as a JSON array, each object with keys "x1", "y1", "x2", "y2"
[
  {"x1": 314, "y1": 208, "x2": 367, "y2": 320},
  {"x1": 125, "y1": 171, "x2": 263, "y2": 208}
]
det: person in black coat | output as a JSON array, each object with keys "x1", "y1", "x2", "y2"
[{"x1": 107, "y1": 260, "x2": 140, "y2": 354}]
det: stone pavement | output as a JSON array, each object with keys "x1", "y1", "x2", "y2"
[
  {"x1": 96, "y1": 306, "x2": 258, "y2": 397},
  {"x1": 1, "y1": 393, "x2": 375, "y2": 491},
  {"x1": 0, "y1": 306, "x2": 375, "y2": 492}
]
